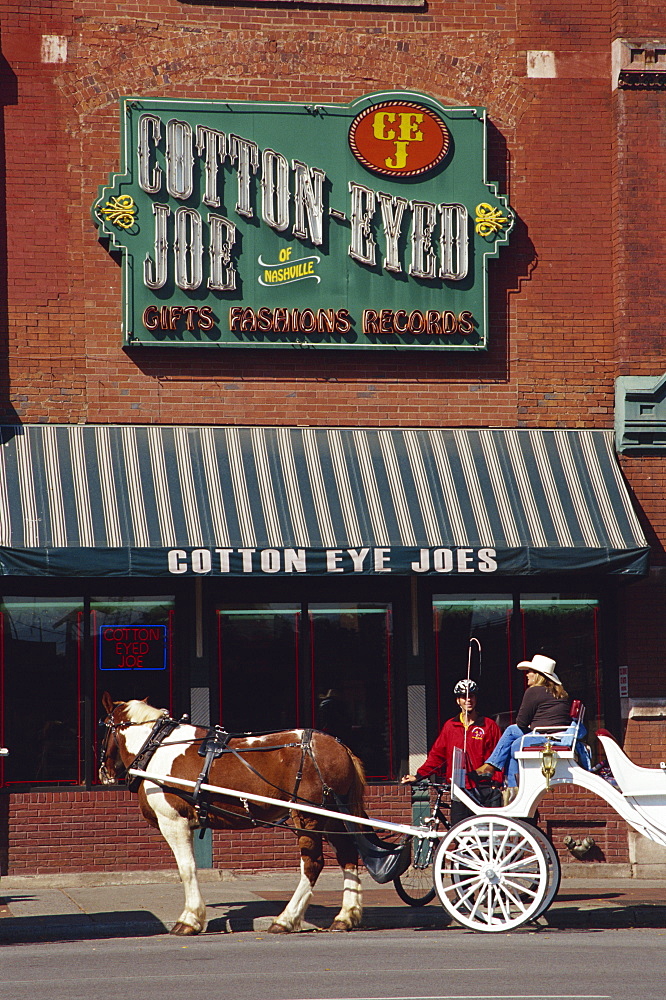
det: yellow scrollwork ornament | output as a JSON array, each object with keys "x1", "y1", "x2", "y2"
[
  {"x1": 100, "y1": 194, "x2": 137, "y2": 230},
  {"x1": 475, "y1": 202, "x2": 509, "y2": 237}
]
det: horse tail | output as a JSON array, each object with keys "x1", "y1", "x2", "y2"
[{"x1": 346, "y1": 750, "x2": 366, "y2": 816}]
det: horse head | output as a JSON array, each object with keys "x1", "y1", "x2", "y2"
[
  {"x1": 99, "y1": 692, "x2": 130, "y2": 784},
  {"x1": 99, "y1": 692, "x2": 166, "y2": 784}
]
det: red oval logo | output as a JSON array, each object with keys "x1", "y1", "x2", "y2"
[{"x1": 349, "y1": 101, "x2": 450, "y2": 178}]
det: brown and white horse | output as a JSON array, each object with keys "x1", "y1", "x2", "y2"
[{"x1": 99, "y1": 693, "x2": 366, "y2": 935}]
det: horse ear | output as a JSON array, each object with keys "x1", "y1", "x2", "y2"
[{"x1": 102, "y1": 691, "x2": 114, "y2": 713}]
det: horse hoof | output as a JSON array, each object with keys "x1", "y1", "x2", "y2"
[
  {"x1": 170, "y1": 922, "x2": 200, "y2": 936},
  {"x1": 328, "y1": 920, "x2": 352, "y2": 932},
  {"x1": 267, "y1": 921, "x2": 290, "y2": 934}
]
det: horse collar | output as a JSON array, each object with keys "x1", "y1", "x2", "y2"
[{"x1": 126, "y1": 714, "x2": 182, "y2": 793}]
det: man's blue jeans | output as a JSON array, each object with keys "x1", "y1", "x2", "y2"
[{"x1": 486, "y1": 722, "x2": 589, "y2": 787}]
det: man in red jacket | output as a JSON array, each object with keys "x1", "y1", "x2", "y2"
[{"x1": 401, "y1": 679, "x2": 501, "y2": 824}]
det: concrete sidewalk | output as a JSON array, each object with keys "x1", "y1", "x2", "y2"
[{"x1": 1, "y1": 868, "x2": 665, "y2": 943}]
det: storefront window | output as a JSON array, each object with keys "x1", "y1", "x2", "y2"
[
  {"x1": 92, "y1": 597, "x2": 175, "y2": 785},
  {"x1": 216, "y1": 602, "x2": 394, "y2": 779},
  {"x1": 217, "y1": 606, "x2": 300, "y2": 732},
  {"x1": 0, "y1": 598, "x2": 82, "y2": 785},
  {"x1": 433, "y1": 596, "x2": 514, "y2": 729},
  {"x1": 92, "y1": 597, "x2": 175, "y2": 713},
  {"x1": 433, "y1": 593, "x2": 602, "y2": 736},
  {"x1": 520, "y1": 595, "x2": 602, "y2": 730},
  {"x1": 310, "y1": 603, "x2": 393, "y2": 780}
]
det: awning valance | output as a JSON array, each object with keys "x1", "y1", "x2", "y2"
[{"x1": 0, "y1": 425, "x2": 649, "y2": 578}]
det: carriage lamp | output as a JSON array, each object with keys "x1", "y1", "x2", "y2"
[{"x1": 541, "y1": 738, "x2": 557, "y2": 789}]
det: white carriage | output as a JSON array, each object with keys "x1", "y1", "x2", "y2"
[{"x1": 431, "y1": 727, "x2": 666, "y2": 931}]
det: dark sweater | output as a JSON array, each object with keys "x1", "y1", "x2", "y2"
[{"x1": 516, "y1": 685, "x2": 571, "y2": 732}]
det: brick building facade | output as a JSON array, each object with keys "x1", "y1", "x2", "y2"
[{"x1": 1, "y1": 1, "x2": 665, "y2": 877}]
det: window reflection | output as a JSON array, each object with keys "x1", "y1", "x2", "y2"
[
  {"x1": 433, "y1": 593, "x2": 602, "y2": 734},
  {"x1": 520, "y1": 596, "x2": 601, "y2": 730},
  {"x1": 1, "y1": 599, "x2": 82, "y2": 785},
  {"x1": 433, "y1": 596, "x2": 513, "y2": 728}
]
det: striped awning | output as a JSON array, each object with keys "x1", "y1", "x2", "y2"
[{"x1": 0, "y1": 424, "x2": 649, "y2": 577}]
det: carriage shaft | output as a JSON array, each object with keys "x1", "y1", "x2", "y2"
[{"x1": 128, "y1": 768, "x2": 440, "y2": 839}]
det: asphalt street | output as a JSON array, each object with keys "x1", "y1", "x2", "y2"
[{"x1": 2, "y1": 927, "x2": 665, "y2": 1000}]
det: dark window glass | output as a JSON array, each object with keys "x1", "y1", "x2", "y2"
[
  {"x1": 92, "y1": 597, "x2": 175, "y2": 785},
  {"x1": 92, "y1": 598, "x2": 175, "y2": 714},
  {"x1": 310, "y1": 603, "x2": 393, "y2": 780},
  {"x1": 520, "y1": 595, "x2": 602, "y2": 730},
  {"x1": 433, "y1": 596, "x2": 513, "y2": 728},
  {"x1": 0, "y1": 598, "x2": 82, "y2": 785},
  {"x1": 217, "y1": 606, "x2": 300, "y2": 732}
]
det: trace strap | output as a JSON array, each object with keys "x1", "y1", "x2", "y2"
[{"x1": 194, "y1": 726, "x2": 232, "y2": 832}]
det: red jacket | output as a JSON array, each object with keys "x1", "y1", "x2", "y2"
[{"x1": 416, "y1": 715, "x2": 502, "y2": 783}]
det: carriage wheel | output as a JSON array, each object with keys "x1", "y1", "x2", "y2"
[
  {"x1": 393, "y1": 835, "x2": 437, "y2": 906},
  {"x1": 433, "y1": 815, "x2": 551, "y2": 932},
  {"x1": 448, "y1": 821, "x2": 560, "y2": 921}
]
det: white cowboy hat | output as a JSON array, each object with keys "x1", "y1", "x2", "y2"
[{"x1": 517, "y1": 654, "x2": 562, "y2": 685}]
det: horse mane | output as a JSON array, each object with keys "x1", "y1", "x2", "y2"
[{"x1": 124, "y1": 699, "x2": 166, "y2": 724}]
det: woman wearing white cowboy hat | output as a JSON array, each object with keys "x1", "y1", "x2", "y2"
[{"x1": 477, "y1": 654, "x2": 586, "y2": 787}]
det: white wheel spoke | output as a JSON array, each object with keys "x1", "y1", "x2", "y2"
[
  {"x1": 492, "y1": 823, "x2": 511, "y2": 862},
  {"x1": 465, "y1": 831, "x2": 490, "y2": 863},
  {"x1": 494, "y1": 835, "x2": 529, "y2": 869},
  {"x1": 443, "y1": 848, "x2": 484, "y2": 871},
  {"x1": 445, "y1": 875, "x2": 483, "y2": 905},
  {"x1": 450, "y1": 882, "x2": 481, "y2": 911},
  {"x1": 439, "y1": 870, "x2": 478, "y2": 884},
  {"x1": 495, "y1": 885, "x2": 513, "y2": 922},
  {"x1": 501, "y1": 881, "x2": 531, "y2": 910},
  {"x1": 469, "y1": 880, "x2": 489, "y2": 921},
  {"x1": 502, "y1": 874, "x2": 539, "y2": 892},
  {"x1": 501, "y1": 854, "x2": 542, "y2": 873}
]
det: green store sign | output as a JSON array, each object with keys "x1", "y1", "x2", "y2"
[{"x1": 93, "y1": 91, "x2": 513, "y2": 351}]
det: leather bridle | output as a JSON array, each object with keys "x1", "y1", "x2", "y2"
[{"x1": 98, "y1": 709, "x2": 165, "y2": 783}]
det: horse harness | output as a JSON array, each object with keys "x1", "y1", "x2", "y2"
[
  {"x1": 111, "y1": 714, "x2": 330, "y2": 833},
  {"x1": 104, "y1": 711, "x2": 410, "y2": 874}
]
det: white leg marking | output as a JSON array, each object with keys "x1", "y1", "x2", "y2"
[
  {"x1": 273, "y1": 859, "x2": 314, "y2": 932},
  {"x1": 154, "y1": 804, "x2": 206, "y2": 933},
  {"x1": 332, "y1": 867, "x2": 363, "y2": 929}
]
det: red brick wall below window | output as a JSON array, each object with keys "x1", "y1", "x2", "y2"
[
  {"x1": 536, "y1": 786, "x2": 630, "y2": 867},
  {"x1": 1, "y1": 782, "x2": 630, "y2": 875}
]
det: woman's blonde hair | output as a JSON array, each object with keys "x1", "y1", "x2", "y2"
[{"x1": 532, "y1": 672, "x2": 568, "y2": 700}]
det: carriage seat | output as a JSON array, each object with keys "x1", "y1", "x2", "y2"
[{"x1": 518, "y1": 699, "x2": 585, "y2": 751}]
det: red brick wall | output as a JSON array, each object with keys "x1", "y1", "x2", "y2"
[
  {"x1": 624, "y1": 717, "x2": 666, "y2": 768},
  {"x1": 1, "y1": 784, "x2": 413, "y2": 876},
  {"x1": 1, "y1": 7, "x2": 663, "y2": 438},
  {"x1": 537, "y1": 786, "x2": 630, "y2": 867},
  {"x1": 3, "y1": 789, "x2": 174, "y2": 874},
  {"x1": 0, "y1": 1, "x2": 644, "y2": 431}
]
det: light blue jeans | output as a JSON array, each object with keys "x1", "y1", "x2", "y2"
[{"x1": 486, "y1": 722, "x2": 589, "y2": 787}]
